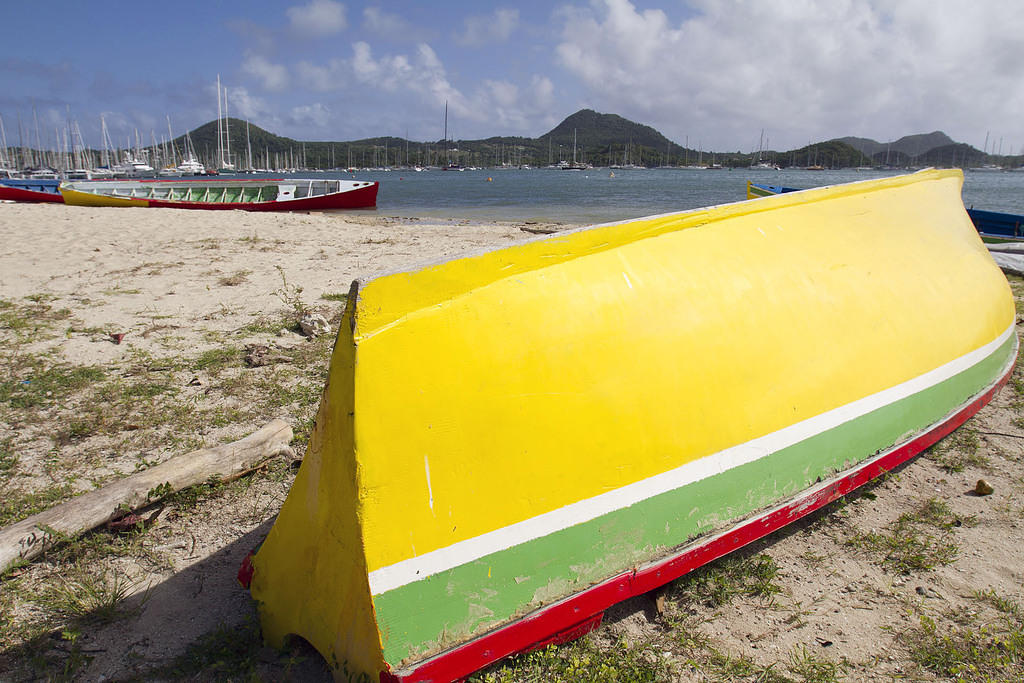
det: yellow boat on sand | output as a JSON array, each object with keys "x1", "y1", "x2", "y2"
[{"x1": 241, "y1": 169, "x2": 1016, "y2": 682}]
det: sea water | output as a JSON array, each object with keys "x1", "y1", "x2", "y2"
[{"x1": 290, "y1": 167, "x2": 1024, "y2": 225}]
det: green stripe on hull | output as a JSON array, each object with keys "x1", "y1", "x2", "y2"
[{"x1": 373, "y1": 334, "x2": 1016, "y2": 665}]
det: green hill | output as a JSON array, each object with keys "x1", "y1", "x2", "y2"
[{"x1": 40, "y1": 111, "x2": 1001, "y2": 170}]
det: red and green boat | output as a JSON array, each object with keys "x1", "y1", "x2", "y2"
[
  {"x1": 0, "y1": 178, "x2": 64, "y2": 203},
  {"x1": 244, "y1": 170, "x2": 1015, "y2": 681},
  {"x1": 59, "y1": 177, "x2": 378, "y2": 211}
]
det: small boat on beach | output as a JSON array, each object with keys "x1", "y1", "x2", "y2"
[
  {"x1": 59, "y1": 177, "x2": 378, "y2": 211},
  {"x1": 0, "y1": 178, "x2": 64, "y2": 203},
  {"x1": 746, "y1": 180, "x2": 800, "y2": 198},
  {"x1": 244, "y1": 170, "x2": 1015, "y2": 682},
  {"x1": 966, "y1": 207, "x2": 1024, "y2": 241}
]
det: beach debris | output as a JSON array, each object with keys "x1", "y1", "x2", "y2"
[
  {"x1": 107, "y1": 507, "x2": 163, "y2": 533},
  {"x1": 110, "y1": 332, "x2": 126, "y2": 344},
  {"x1": 0, "y1": 419, "x2": 293, "y2": 574},
  {"x1": 246, "y1": 343, "x2": 292, "y2": 368},
  {"x1": 974, "y1": 479, "x2": 994, "y2": 496},
  {"x1": 518, "y1": 223, "x2": 561, "y2": 235},
  {"x1": 299, "y1": 312, "x2": 330, "y2": 338}
]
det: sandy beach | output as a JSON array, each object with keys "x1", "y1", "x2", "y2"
[{"x1": 1, "y1": 201, "x2": 1023, "y2": 681}]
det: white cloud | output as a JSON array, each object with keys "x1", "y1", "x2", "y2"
[
  {"x1": 289, "y1": 102, "x2": 332, "y2": 128},
  {"x1": 241, "y1": 52, "x2": 288, "y2": 92},
  {"x1": 456, "y1": 8, "x2": 519, "y2": 47},
  {"x1": 553, "y1": 0, "x2": 1024, "y2": 150},
  {"x1": 349, "y1": 41, "x2": 459, "y2": 105},
  {"x1": 362, "y1": 7, "x2": 417, "y2": 41},
  {"x1": 337, "y1": 41, "x2": 555, "y2": 138},
  {"x1": 287, "y1": 0, "x2": 347, "y2": 37},
  {"x1": 295, "y1": 59, "x2": 347, "y2": 92},
  {"x1": 226, "y1": 86, "x2": 273, "y2": 122}
]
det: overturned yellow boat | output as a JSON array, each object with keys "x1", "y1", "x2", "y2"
[{"x1": 244, "y1": 169, "x2": 1016, "y2": 681}]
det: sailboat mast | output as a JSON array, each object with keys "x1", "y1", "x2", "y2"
[
  {"x1": 0, "y1": 115, "x2": 8, "y2": 168},
  {"x1": 224, "y1": 87, "x2": 231, "y2": 168},
  {"x1": 167, "y1": 116, "x2": 176, "y2": 166},
  {"x1": 216, "y1": 75, "x2": 224, "y2": 168}
]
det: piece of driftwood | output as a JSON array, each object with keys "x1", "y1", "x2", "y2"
[{"x1": 0, "y1": 419, "x2": 293, "y2": 574}]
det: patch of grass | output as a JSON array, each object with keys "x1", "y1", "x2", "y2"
[
  {"x1": 930, "y1": 427, "x2": 989, "y2": 473},
  {"x1": 218, "y1": 269, "x2": 252, "y2": 287},
  {"x1": 121, "y1": 380, "x2": 178, "y2": 400},
  {"x1": 0, "y1": 438, "x2": 17, "y2": 475},
  {"x1": 320, "y1": 292, "x2": 348, "y2": 302},
  {"x1": 191, "y1": 347, "x2": 242, "y2": 373},
  {"x1": 167, "y1": 476, "x2": 227, "y2": 510},
  {"x1": 38, "y1": 566, "x2": 143, "y2": 624},
  {"x1": 154, "y1": 616, "x2": 264, "y2": 679},
  {"x1": 903, "y1": 611, "x2": 1024, "y2": 681},
  {"x1": 0, "y1": 295, "x2": 72, "y2": 337},
  {"x1": 274, "y1": 266, "x2": 308, "y2": 318},
  {"x1": 0, "y1": 483, "x2": 77, "y2": 527},
  {"x1": 788, "y1": 644, "x2": 845, "y2": 682},
  {"x1": 846, "y1": 497, "x2": 961, "y2": 573},
  {"x1": 475, "y1": 637, "x2": 670, "y2": 683},
  {"x1": 673, "y1": 553, "x2": 783, "y2": 608},
  {"x1": 0, "y1": 364, "x2": 107, "y2": 409}
]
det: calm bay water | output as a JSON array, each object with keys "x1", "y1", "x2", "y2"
[{"x1": 307, "y1": 167, "x2": 1024, "y2": 225}]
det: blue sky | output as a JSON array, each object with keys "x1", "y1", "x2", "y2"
[{"x1": 2, "y1": 0, "x2": 1022, "y2": 155}]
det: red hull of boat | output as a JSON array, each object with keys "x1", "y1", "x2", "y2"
[{"x1": 0, "y1": 186, "x2": 64, "y2": 204}]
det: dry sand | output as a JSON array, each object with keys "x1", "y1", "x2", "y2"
[{"x1": 0, "y1": 201, "x2": 1022, "y2": 681}]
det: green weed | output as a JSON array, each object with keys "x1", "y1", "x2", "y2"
[
  {"x1": 674, "y1": 553, "x2": 783, "y2": 607},
  {"x1": 904, "y1": 611, "x2": 1024, "y2": 681},
  {"x1": 0, "y1": 484, "x2": 76, "y2": 527},
  {"x1": 846, "y1": 497, "x2": 961, "y2": 573},
  {"x1": 1, "y1": 365, "x2": 106, "y2": 409},
  {"x1": 475, "y1": 637, "x2": 669, "y2": 683}
]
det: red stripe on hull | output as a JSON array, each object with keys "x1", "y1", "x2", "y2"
[
  {"x1": 384, "y1": 359, "x2": 1014, "y2": 683},
  {"x1": 0, "y1": 187, "x2": 64, "y2": 203}
]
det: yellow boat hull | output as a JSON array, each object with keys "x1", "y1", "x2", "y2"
[{"x1": 246, "y1": 169, "x2": 1015, "y2": 681}]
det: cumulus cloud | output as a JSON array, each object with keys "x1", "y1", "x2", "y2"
[
  {"x1": 554, "y1": 0, "x2": 1024, "y2": 150},
  {"x1": 226, "y1": 86, "x2": 274, "y2": 122},
  {"x1": 456, "y1": 8, "x2": 519, "y2": 47},
  {"x1": 362, "y1": 7, "x2": 419, "y2": 41},
  {"x1": 349, "y1": 41, "x2": 459, "y2": 105},
  {"x1": 287, "y1": 0, "x2": 347, "y2": 37},
  {"x1": 338, "y1": 40, "x2": 558, "y2": 137},
  {"x1": 295, "y1": 59, "x2": 347, "y2": 92},
  {"x1": 289, "y1": 102, "x2": 332, "y2": 128},
  {"x1": 241, "y1": 52, "x2": 289, "y2": 92}
]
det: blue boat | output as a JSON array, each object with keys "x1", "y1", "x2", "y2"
[
  {"x1": 0, "y1": 178, "x2": 63, "y2": 203},
  {"x1": 966, "y1": 208, "x2": 1024, "y2": 241},
  {"x1": 748, "y1": 180, "x2": 1024, "y2": 241}
]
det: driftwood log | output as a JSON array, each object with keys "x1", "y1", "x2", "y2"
[{"x1": 0, "y1": 419, "x2": 293, "y2": 575}]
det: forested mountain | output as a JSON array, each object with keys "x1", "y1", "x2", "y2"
[{"x1": 18, "y1": 111, "x2": 1012, "y2": 171}]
